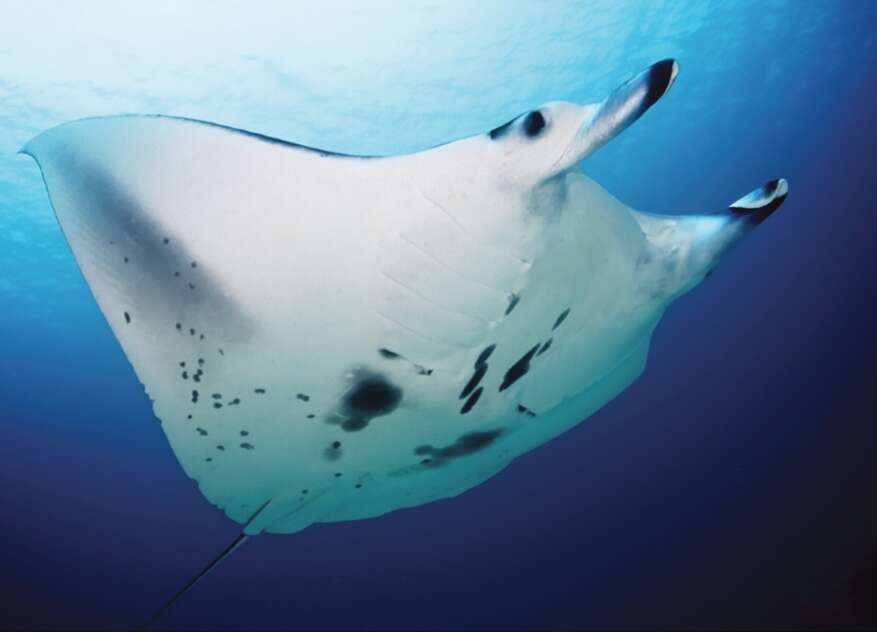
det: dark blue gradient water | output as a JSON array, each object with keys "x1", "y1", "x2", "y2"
[{"x1": 1, "y1": 1, "x2": 875, "y2": 629}]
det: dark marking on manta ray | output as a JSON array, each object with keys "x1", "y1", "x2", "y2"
[
  {"x1": 218, "y1": 348, "x2": 224, "y2": 356},
  {"x1": 179, "y1": 361, "x2": 186, "y2": 367},
  {"x1": 254, "y1": 388, "x2": 266, "y2": 394},
  {"x1": 505, "y1": 293, "x2": 520, "y2": 316},
  {"x1": 296, "y1": 393, "x2": 310, "y2": 402},
  {"x1": 460, "y1": 364, "x2": 487, "y2": 400},
  {"x1": 189, "y1": 328, "x2": 195, "y2": 336},
  {"x1": 553, "y1": 308, "x2": 571, "y2": 330},
  {"x1": 416, "y1": 429, "x2": 503, "y2": 467},
  {"x1": 191, "y1": 390, "x2": 199, "y2": 403},
  {"x1": 198, "y1": 358, "x2": 204, "y2": 365},
  {"x1": 216, "y1": 445, "x2": 225, "y2": 451},
  {"x1": 415, "y1": 365, "x2": 434, "y2": 376},
  {"x1": 334, "y1": 472, "x2": 343, "y2": 478},
  {"x1": 324, "y1": 441, "x2": 343, "y2": 461},
  {"x1": 196, "y1": 427, "x2": 207, "y2": 436},
  {"x1": 229, "y1": 398, "x2": 240, "y2": 406},
  {"x1": 124, "y1": 256, "x2": 129, "y2": 263},
  {"x1": 240, "y1": 442, "x2": 254, "y2": 450},
  {"x1": 341, "y1": 417, "x2": 368, "y2": 432},
  {"x1": 186, "y1": 414, "x2": 192, "y2": 420},
  {"x1": 193, "y1": 372, "x2": 201, "y2": 383},
  {"x1": 212, "y1": 393, "x2": 222, "y2": 399},
  {"x1": 173, "y1": 271, "x2": 180, "y2": 277},
  {"x1": 335, "y1": 370, "x2": 403, "y2": 432},
  {"x1": 460, "y1": 386, "x2": 484, "y2": 414},
  {"x1": 124, "y1": 311, "x2": 131, "y2": 324},
  {"x1": 182, "y1": 371, "x2": 188, "y2": 380},
  {"x1": 488, "y1": 116, "x2": 516, "y2": 140},
  {"x1": 499, "y1": 344, "x2": 540, "y2": 391},
  {"x1": 378, "y1": 348, "x2": 401, "y2": 359},
  {"x1": 163, "y1": 237, "x2": 169, "y2": 245},
  {"x1": 517, "y1": 404, "x2": 537, "y2": 418},
  {"x1": 524, "y1": 110, "x2": 546, "y2": 137},
  {"x1": 205, "y1": 457, "x2": 212, "y2": 462},
  {"x1": 537, "y1": 338, "x2": 552, "y2": 355},
  {"x1": 176, "y1": 323, "x2": 182, "y2": 331},
  {"x1": 240, "y1": 430, "x2": 249, "y2": 436},
  {"x1": 191, "y1": 261, "x2": 197, "y2": 268},
  {"x1": 199, "y1": 334, "x2": 204, "y2": 340},
  {"x1": 213, "y1": 402, "x2": 223, "y2": 409},
  {"x1": 307, "y1": 413, "x2": 315, "y2": 419},
  {"x1": 355, "y1": 483, "x2": 362, "y2": 489},
  {"x1": 188, "y1": 282, "x2": 195, "y2": 290},
  {"x1": 476, "y1": 344, "x2": 496, "y2": 368}
]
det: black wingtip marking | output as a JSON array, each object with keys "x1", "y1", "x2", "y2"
[
  {"x1": 644, "y1": 58, "x2": 677, "y2": 110},
  {"x1": 378, "y1": 348, "x2": 402, "y2": 359},
  {"x1": 505, "y1": 293, "x2": 520, "y2": 316}
]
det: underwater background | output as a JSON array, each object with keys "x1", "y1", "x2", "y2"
[{"x1": 1, "y1": 1, "x2": 875, "y2": 629}]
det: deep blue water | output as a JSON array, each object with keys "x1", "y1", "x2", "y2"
[{"x1": 1, "y1": 1, "x2": 875, "y2": 629}]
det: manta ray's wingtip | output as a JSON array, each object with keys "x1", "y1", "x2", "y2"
[
  {"x1": 645, "y1": 58, "x2": 680, "y2": 108},
  {"x1": 728, "y1": 178, "x2": 789, "y2": 223}
]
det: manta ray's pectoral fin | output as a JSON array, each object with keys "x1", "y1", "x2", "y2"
[
  {"x1": 633, "y1": 178, "x2": 790, "y2": 299},
  {"x1": 554, "y1": 59, "x2": 679, "y2": 171}
]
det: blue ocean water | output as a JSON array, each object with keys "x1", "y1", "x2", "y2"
[{"x1": 1, "y1": 1, "x2": 875, "y2": 629}]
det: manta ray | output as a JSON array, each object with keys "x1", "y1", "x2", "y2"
[{"x1": 22, "y1": 59, "x2": 787, "y2": 619}]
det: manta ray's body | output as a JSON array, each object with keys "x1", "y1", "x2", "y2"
[{"x1": 23, "y1": 59, "x2": 787, "y2": 612}]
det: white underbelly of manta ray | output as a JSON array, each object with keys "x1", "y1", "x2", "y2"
[{"x1": 23, "y1": 59, "x2": 789, "y2": 542}]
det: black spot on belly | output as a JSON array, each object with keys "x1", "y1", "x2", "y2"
[
  {"x1": 240, "y1": 430, "x2": 249, "y2": 436},
  {"x1": 505, "y1": 293, "x2": 520, "y2": 316},
  {"x1": 296, "y1": 393, "x2": 310, "y2": 402},
  {"x1": 191, "y1": 390, "x2": 199, "y2": 403},
  {"x1": 176, "y1": 323, "x2": 182, "y2": 331},
  {"x1": 240, "y1": 442, "x2": 254, "y2": 450},
  {"x1": 217, "y1": 445, "x2": 225, "y2": 451},
  {"x1": 499, "y1": 344, "x2": 540, "y2": 391},
  {"x1": 378, "y1": 348, "x2": 401, "y2": 359},
  {"x1": 517, "y1": 404, "x2": 537, "y2": 417},
  {"x1": 537, "y1": 339, "x2": 552, "y2": 355},
  {"x1": 341, "y1": 417, "x2": 368, "y2": 432},
  {"x1": 459, "y1": 364, "x2": 487, "y2": 399},
  {"x1": 123, "y1": 311, "x2": 131, "y2": 324},
  {"x1": 212, "y1": 393, "x2": 222, "y2": 399},
  {"x1": 229, "y1": 398, "x2": 240, "y2": 406},
  {"x1": 552, "y1": 308, "x2": 571, "y2": 330},
  {"x1": 196, "y1": 427, "x2": 207, "y2": 436},
  {"x1": 460, "y1": 386, "x2": 484, "y2": 414},
  {"x1": 182, "y1": 371, "x2": 188, "y2": 380},
  {"x1": 476, "y1": 344, "x2": 496, "y2": 368},
  {"x1": 324, "y1": 440, "x2": 343, "y2": 461},
  {"x1": 213, "y1": 402, "x2": 223, "y2": 409},
  {"x1": 344, "y1": 374, "x2": 401, "y2": 416},
  {"x1": 416, "y1": 429, "x2": 503, "y2": 467},
  {"x1": 163, "y1": 237, "x2": 170, "y2": 245},
  {"x1": 306, "y1": 414, "x2": 315, "y2": 419},
  {"x1": 254, "y1": 388, "x2": 266, "y2": 394}
]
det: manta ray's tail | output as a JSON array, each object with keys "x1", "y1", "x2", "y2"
[{"x1": 143, "y1": 531, "x2": 250, "y2": 629}]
